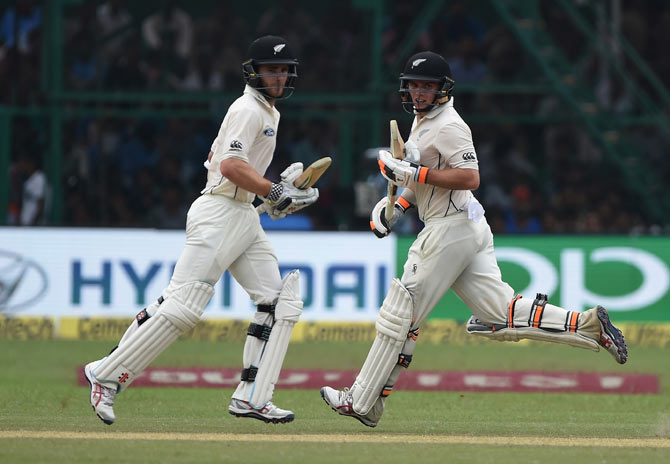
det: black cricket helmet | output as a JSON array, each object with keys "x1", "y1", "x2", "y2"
[
  {"x1": 399, "y1": 51, "x2": 455, "y2": 114},
  {"x1": 242, "y1": 35, "x2": 298, "y2": 100}
]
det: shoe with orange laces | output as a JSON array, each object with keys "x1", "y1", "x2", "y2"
[{"x1": 84, "y1": 362, "x2": 116, "y2": 425}]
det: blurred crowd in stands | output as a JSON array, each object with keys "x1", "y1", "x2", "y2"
[{"x1": 2, "y1": 0, "x2": 668, "y2": 234}]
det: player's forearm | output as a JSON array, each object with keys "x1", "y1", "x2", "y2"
[
  {"x1": 424, "y1": 167, "x2": 479, "y2": 190},
  {"x1": 220, "y1": 158, "x2": 272, "y2": 197}
]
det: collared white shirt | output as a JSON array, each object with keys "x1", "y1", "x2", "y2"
[
  {"x1": 408, "y1": 97, "x2": 479, "y2": 221},
  {"x1": 202, "y1": 85, "x2": 280, "y2": 202}
]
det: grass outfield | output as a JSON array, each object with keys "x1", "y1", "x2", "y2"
[{"x1": 1, "y1": 339, "x2": 669, "y2": 463}]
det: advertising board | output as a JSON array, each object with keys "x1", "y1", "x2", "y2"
[
  {"x1": 396, "y1": 236, "x2": 670, "y2": 322},
  {"x1": 0, "y1": 228, "x2": 394, "y2": 321}
]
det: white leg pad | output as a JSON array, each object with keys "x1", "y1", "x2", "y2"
[
  {"x1": 360, "y1": 327, "x2": 419, "y2": 425},
  {"x1": 237, "y1": 309, "x2": 274, "y2": 384},
  {"x1": 118, "y1": 298, "x2": 163, "y2": 346},
  {"x1": 466, "y1": 293, "x2": 599, "y2": 352},
  {"x1": 91, "y1": 281, "x2": 213, "y2": 392},
  {"x1": 246, "y1": 270, "x2": 303, "y2": 408},
  {"x1": 381, "y1": 328, "x2": 419, "y2": 398},
  {"x1": 352, "y1": 278, "x2": 412, "y2": 415}
]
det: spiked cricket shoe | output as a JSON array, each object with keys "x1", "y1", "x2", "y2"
[
  {"x1": 320, "y1": 386, "x2": 378, "y2": 428},
  {"x1": 84, "y1": 362, "x2": 116, "y2": 425},
  {"x1": 228, "y1": 398, "x2": 294, "y2": 423},
  {"x1": 596, "y1": 306, "x2": 628, "y2": 364}
]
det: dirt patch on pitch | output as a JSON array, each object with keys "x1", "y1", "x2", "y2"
[{"x1": 2, "y1": 431, "x2": 669, "y2": 448}]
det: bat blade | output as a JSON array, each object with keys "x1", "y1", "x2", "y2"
[
  {"x1": 385, "y1": 120, "x2": 406, "y2": 221},
  {"x1": 390, "y1": 120, "x2": 405, "y2": 160},
  {"x1": 294, "y1": 156, "x2": 332, "y2": 189}
]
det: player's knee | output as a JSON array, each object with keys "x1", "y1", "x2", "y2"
[
  {"x1": 158, "y1": 281, "x2": 214, "y2": 331},
  {"x1": 274, "y1": 270, "x2": 303, "y2": 322},
  {"x1": 377, "y1": 279, "x2": 413, "y2": 341}
]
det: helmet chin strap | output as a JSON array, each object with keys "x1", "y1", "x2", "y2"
[
  {"x1": 256, "y1": 86, "x2": 295, "y2": 101},
  {"x1": 413, "y1": 95, "x2": 449, "y2": 113}
]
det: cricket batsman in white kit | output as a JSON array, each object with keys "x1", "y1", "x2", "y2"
[
  {"x1": 84, "y1": 36, "x2": 319, "y2": 425},
  {"x1": 321, "y1": 51, "x2": 628, "y2": 427}
]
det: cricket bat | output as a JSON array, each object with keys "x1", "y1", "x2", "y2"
[
  {"x1": 293, "y1": 156, "x2": 332, "y2": 189},
  {"x1": 385, "y1": 120, "x2": 406, "y2": 221},
  {"x1": 257, "y1": 156, "x2": 332, "y2": 214}
]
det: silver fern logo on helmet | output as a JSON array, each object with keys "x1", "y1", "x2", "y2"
[
  {"x1": 273, "y1": 44, "x2": 286, "y2": 54},
  {"x1": 412, "y1": 58, "x2": 427, "y2": 68}
]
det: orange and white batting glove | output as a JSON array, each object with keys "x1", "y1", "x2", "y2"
[
  {"x1": 378, "y1": 150, "x2": 429, "y2": 188},
  {"x1": 369, "y1": 191, "x2": 415, "y2": 238}
]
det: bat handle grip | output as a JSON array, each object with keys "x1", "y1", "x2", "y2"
[{"x1": 385, "y1": 184, "x2": 397, "y2": 221}]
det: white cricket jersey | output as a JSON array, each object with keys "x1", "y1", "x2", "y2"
[
  {"x1": 408, "y1": 97, "x2": 478, "y2": 221},
  {"x1": 202, "y1": 85, "x2": 280, "y2": 202}
]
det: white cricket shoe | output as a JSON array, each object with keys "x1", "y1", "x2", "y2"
[
  {"x1": 84, "y1": 362, "x2": 116, "y2": 425},
  {"x1": 320, "y1": 386, "x2": 378, "y2": 428},
  {"x1": 228, "y1": 398, "x2": 295, "y2": 423},
  {"x1": 595, "y1": 306, "x2": 628, "y2": 364}
]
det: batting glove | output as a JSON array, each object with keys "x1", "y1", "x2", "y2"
[
  {"x1": 262, "y1": 181, "x2": 319, "y2": 215},
  {"x1": 377, "y1": 150, "x2": 430, "y2": 188},
  {"x1": 404, "y1": 140, "x2": 421, "y2": 163},
  {"x1": 280, "y1": 162, "x2": 303, "y2": 184},
  {"x1": 369, "y1": 195, "x2": 414, "y2": 238}
]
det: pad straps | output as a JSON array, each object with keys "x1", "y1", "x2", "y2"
[
  {"x1": 506, "y1": 294, "x2": 522, "y2": 328},
  {"x1": 528, "y1": 293, "x2": 548, "y2": 328}
]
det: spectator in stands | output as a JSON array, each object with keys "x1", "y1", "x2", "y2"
[
  {"x1": 0, "y1": 0, "x2": 41, "y2": 104},
  {"x1": 449, "y1": 34, "x2": 487, "y2": 84},
  {"x1": 540, "y1": 0, "x2": 583, "y2": 62},
  {"x1": 2, "y1": 0, "x2": 667, "y2": 234},
  {"x1": 193, "y1": 2, "x2": 247, "y2": 90},
  {"x1": 147, "y1": 181, "x2": 188, "y2": 229},
  {"x1": 382, "y1": 2, "x2": 418, "y2": 69},
  {"x1": 180, "y1": 52, "x2": 223, "y2": 91},
  {"x1": 142, "y1": 0, "x2": 192, "y2": 66},
  {"x1": 441, "y1": 0, "x2": 485, "y2": 44},
  {"x1": 96, "y1": 0, "x2": 132, "y2": 61},
  {"x1": 16, "y1": 153, "x2": 48, "y2": 226},
  {"x1": 127, "y1": 166, "x2": 158, "y2": 221},
  {"x1": 0, "y1": 0, "x2": 41, "y2": 55},
  {"x1": 113, "y1": 121, "x2": 158, "y2": 179},
  {"x1": 503, "y1": 184, "x2": 542, "y2": 234},
  {"x1": 67, "y1": 33, "x2": 102, "y2": 90},
  {"x1": 103, "y1": 35, "x2": 149, "y2": 90},
  {"x1": 7, "y1": 157, "x2": 22, "y2": 225}
]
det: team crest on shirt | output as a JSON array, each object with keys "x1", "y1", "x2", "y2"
[
  {"x1": 263, "y1": 127, "x2": 275, "y2": 136},
  {"x1": 230, "y1": 140, "x2": 243, "y2": 151}
]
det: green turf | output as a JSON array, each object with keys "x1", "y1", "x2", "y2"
[
  {"x1": 1, "y1": 339, "x2": 669, "y2": 463},
  {"x1": 2, "y1": 440, "x2": 668, "y2": 464}
]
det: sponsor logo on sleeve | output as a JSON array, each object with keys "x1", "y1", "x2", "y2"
[
  {"x1": 263, "y1": 128, "x2": 275, "y2": 137},
  {"x1": 229, "y1": 140, "x2": 243, "y2": 151},
  {"x1": 462, "y1": 152, "x2": 476, "y2": 161}
]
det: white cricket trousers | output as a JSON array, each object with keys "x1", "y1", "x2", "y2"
[
  {"x1": 164, "y1": 194, "x2": 282, "y2": 305},
  {"x1": 401, "y1": 212, "x2": 514, "y2": 328}
]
